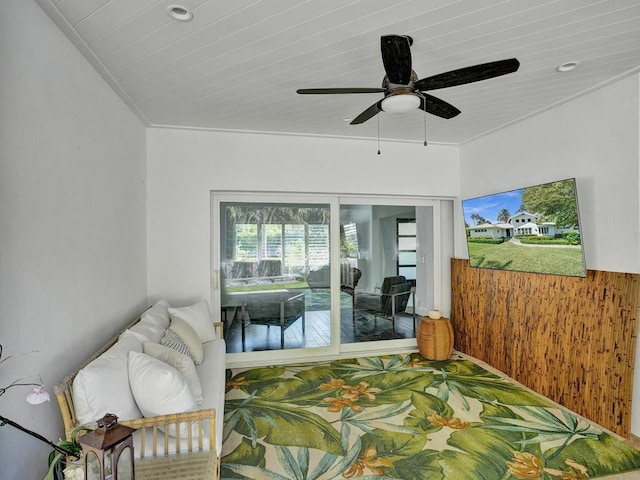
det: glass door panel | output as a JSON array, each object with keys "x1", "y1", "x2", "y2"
[
  {"x1": 340, "y1": 203, "x2": 433, "y2": 345},
  {"x1": 219, "y1": 202, "x2": 331, "y2": 353}
]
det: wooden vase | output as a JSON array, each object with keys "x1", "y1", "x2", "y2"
[{"x1": 417, "y1": 316, "x2": 454, "y2": 360}]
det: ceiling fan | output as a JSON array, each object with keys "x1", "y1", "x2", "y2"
[{"x1": 297, "y1": 35, "x2": 520, "y2": 126}]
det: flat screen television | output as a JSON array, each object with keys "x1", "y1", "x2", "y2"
[{"x1": 462, "y1": 178, "x2": 586, "y2": 277}]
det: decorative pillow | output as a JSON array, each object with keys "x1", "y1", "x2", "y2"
[
  {"x1": 127, "y1": 321, "x2": 165, "y2": 344},
  {"x1": 141, "y1": 299, "x2": 171, "y2": 330},
  {"x1": 169, "y1": 317, "x2": 204, "y2": 364},
  {"x1": 119, "y1": 329, "x2": 149, "y2": 344},
  {"x1": 73, "y1": 335, "x2": 143, "y2": 425},
  {"x1": 161, "y1": 329, "x2": 192, "y2": 358},
  {"x1": 169, "y1": 301, "x2": 217, "y2": 343},
  {"x1": 128, "y1": 351, "x2": 197, "y2": 438},
  {"x1": 143, "y1": 342, "x2": 203, "y2": 404}
]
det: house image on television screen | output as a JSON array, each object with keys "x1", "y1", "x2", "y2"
[
  {"x1": 467, "y1": 212, "x2": 570, "y2": 240},
  {"x1": 462, "y1": 178, "x2": 586, "y2": 277}
]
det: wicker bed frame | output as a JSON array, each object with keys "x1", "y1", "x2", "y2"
[{"x1": 53, "y1": 315, "x2": 223, "y2": 479}]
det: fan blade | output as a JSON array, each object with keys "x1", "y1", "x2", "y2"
[
  {"x1": 381, "y1": 35, "x2": 413, "y2": 85},
  {"x1": 414, "y1": 58, "x2": 520, "y2": 91},
  {"x1": 297, "y1": 88, "x2": 384, "y2": 94},
  {"x1": 350, "y1": 101, "x2": 383, "y2": 125},
  {"x1": 419, "y1": 94, "x2": 461, "y2": 119}
]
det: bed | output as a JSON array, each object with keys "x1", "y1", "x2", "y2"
[{"x1": 221, "y1": 351, "x2": 640, "y2": 479}]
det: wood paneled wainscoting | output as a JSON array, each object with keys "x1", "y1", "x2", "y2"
[{"x1": 451, "y1": 258, "x2": 640, "y2": 438}]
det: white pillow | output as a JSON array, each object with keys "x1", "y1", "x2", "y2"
[
  {"x1": 73, "y1": 335, "x2": 143, "y2": 425},
  {"x1": 141, "y1": 300, "x2": 171, "y2": 330},
  {"x1": 169, "y1": 317, "x2": 204, "y2": 364},
  {"x1": 169, "y1": 301, "x2": 217, "y2": 343},
  {"x1": 128, "y1": 351, "x2": 197, "y2": 438},
  {"x1": 143, "y1": 342, "x2": 203, "y2": 404},
  {"x1": 161, "y1": 329, "x2": 192, "y2": 358},
  {"x1": 119, "y1": 329, "x2": 149, "y2": 344},
  {"x1": 127, "y1": 322, "x2": 165, "y2": 343}
]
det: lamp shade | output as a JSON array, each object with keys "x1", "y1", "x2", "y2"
[{"x1": 381, "y1": 94, "x2": 420, "y2": 114}]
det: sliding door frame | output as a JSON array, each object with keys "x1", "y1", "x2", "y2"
[{"x1": 211, "y1": 191, "x2": 443, "y2": 366}]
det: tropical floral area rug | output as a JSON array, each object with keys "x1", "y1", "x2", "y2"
[{"x1": 221, "y1": 353, "x2": 640, "y2": 479}]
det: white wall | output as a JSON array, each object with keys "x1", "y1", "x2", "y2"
[
  {"x1": 146, "y1": 128, "x2": 459, "y2": 305},
  {"x1": 458, "y1": 73, "x2": 640, "y2": 434},
  {"x1": 458, "y1": 74, "x2": 640, "y2": 273},
  {"x1": 0, "y1": 2, "x2": 148, "y2": 478}
]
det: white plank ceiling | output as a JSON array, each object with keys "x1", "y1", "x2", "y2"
[{"x1": 35, "y1": 0, "x2": 640, "y2": 144}]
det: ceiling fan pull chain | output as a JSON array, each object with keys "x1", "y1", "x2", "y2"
[
  {"x1": 377, "y1": 115, "x2": 381, "y2": 155},
  {"x1": 424, "y1": 102, "x2": 428, "y2": 147},
  {"x1": 418, "y1": 92, "x2": 427, "y2": 147}
]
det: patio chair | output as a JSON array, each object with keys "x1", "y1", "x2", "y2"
[
  {"x1": 339, "y1": 266, "x2": 362, "y2": 296},
  {"x1": 240, "y1": 290, "x2": 306, "y2": 350},
  {"x1": 307, "y1": 264, "x2": 362, "y2": 291},
  {"x1": 354, "y1": 276, "x2": 415, "y2": 332}
]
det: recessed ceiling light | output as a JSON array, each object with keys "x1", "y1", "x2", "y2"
[
  {"x1": 557, "y1": 61, "x2": 580, "y2": 73},
  {"x1": 342, "y1": 117, "x2": 353, "y2": 123},
  {"x1": 167, "y1": 5, "x2": 193, "y2": 21}
]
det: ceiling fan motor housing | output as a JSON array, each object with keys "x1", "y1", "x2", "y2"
[
  {"x1": 382, "y1": 70, "x2": 418, "y2": 90},
  {"x1": 381, "y1": 71, "x2": 421, "y2": 113}
]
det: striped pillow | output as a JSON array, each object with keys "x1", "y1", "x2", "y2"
[{"x1": 161, "y1": 329, "x2": 191, "y2": 358}]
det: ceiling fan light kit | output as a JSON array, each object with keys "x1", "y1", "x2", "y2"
[
  {"x1": 381, "y1": 93, "x2": 420, "y2": 114},
  {"x1": 297, "y1": 34, "x2": 520, "y2": 145}
]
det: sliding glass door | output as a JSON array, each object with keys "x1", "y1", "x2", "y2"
[
  {"x1": 339, "y1": 200, "x2": 435, "y2": 352},
  {"x1": 212, "y1": 192, "x2": 440, "y2": 363}
]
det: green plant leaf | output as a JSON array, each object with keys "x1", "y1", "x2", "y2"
[
  {"x1": 309, "y1": 436, "x2": 362, "y2": 480},
  {"x1": 368, "y1": 370, "x2": 436, "y2": 404},
  {"x1": 223, "y1": 410, "x2": 240, "y2": 445},
  {"x1": 482, "y1": 404, "x2": 601, "y2": 455},
  {"x1": 442, "y1": 424, "x2": 538, "y2": 479},
  {"x1": 427, "y1": 360, "x2": 553, "y2": 408},
  {"x1": 223, "y1": 463, "x2": 292, "y2": 480},
  {"x1": 331, "y1": 354, "x2": 419, "y2": 380},
  {"x1": 44, "y1": 452, "x2": 63, "y2": 480},
  {"x1": 360, "y1": 428, "x2": 428, "y2": 462},
  {"x1": 545, "y1": 434, "x2": 640, "y2": 475},
  {"x1": 517, "y1": 432, "x2": 579, "y2": 444},
  {"x1": 405, "y1": 391, "x2": 454, "y2": 434},
  {"x1": 275, "y1": 446, "x2": 304, "y2": 480},
  {"x1": 221, "y1": 436, "x2": 266, "y2": 469},
  {"x1": 391, "y1": 449, "x2": 444, "y2": 480},
  {"x1": 259, "y1": 377, "x2": 337, "y2": 406},
  {"x1": 44, "y1": 425, "x2": 92, "y2": 480},
  {"x1": 434, "y1": 375, "x2": 552, "y2": 408},
  {"x1": 321, "y1": 369, "x2": 434, "y2": 410},
  {"x1": 343, "y1": 400, "x2": 418, "y2": 435},
  {"x1": 444, "y1": 380, "x2": 471, "y2": 410},
  {"x1": 233, "y1": 365, "x2": 353, "y2": 407},
  {"x1": 226, "y1": 398, "x2": 344, "y2": 455},
  {"x1": 226, "y1": 366, "x2": 286, "y2": 395}
]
